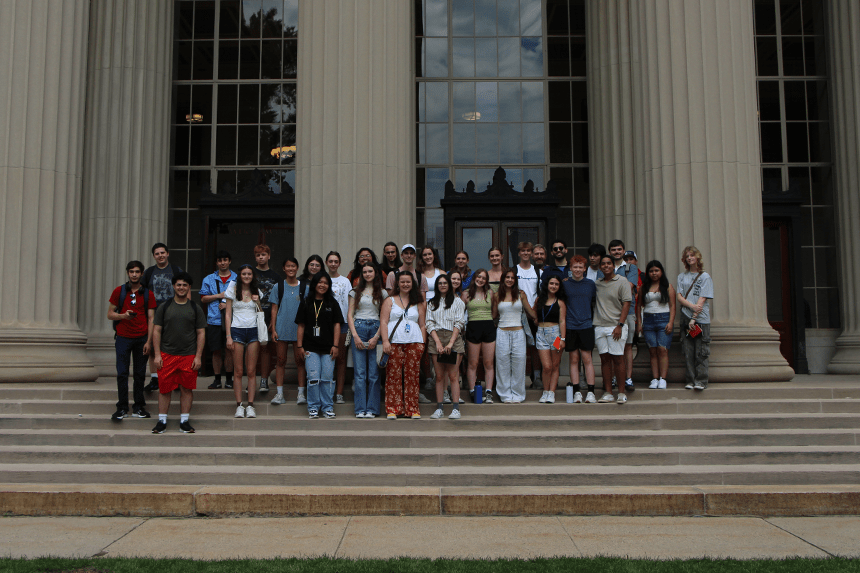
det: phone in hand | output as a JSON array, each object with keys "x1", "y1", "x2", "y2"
[{"x1": 127, "y1": 310, "x2": 137, "y2": 317}]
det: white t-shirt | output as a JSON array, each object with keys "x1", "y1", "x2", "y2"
[
  {"x1": 224, "y1": 281, "x2": 260, "y2": 329},
  {"x1": 517, "y1": 264, "x2": 538, "y2": 306},
  {"x1": 329, "y1": 275, "x2": 351, "y2": 324},
  {"x1": 424, "y1": 268, "x2": 442, "y2": 301}
]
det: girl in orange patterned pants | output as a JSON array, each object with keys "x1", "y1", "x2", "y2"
[{"x1": 385, "y1": 342, "x2": 424, "y2": 417}]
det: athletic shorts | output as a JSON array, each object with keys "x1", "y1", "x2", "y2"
[
  {"x1": 566, "y1": 327, "x2": 595, "y2": 352},
  {"x1": 594, "y1": 325, "x2": 628, "y2": 356},
  {"x1": 158, "y1": 353, "x2": 198, "y2": 393},
  {"x1": 206, "y1": 324, "x2": 226, "y2": 352},
  {"x1": 465, "y1": 320, "x2": 496, "y2": 344}
]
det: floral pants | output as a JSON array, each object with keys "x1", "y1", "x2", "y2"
[{"x1": 385, "y1": 342, "x2": 423, "y2": 417}]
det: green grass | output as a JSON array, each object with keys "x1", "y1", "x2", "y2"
[{"x1": 1, "y1": 557, "x2": 857, "y2": 573}]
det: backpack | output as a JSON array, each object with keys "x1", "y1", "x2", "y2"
[
  {"x1": 142, "y1": 263, "x2": 182, "y2": 289},
  {"x1": 113, "y1": 284, "x2": 150, "y2": 335}
]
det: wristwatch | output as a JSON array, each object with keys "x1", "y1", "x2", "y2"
[
  {"x1": 617, "y1": 322, "x2": 624, "y2": 327},
  {"x1": 559, "y1": 337, "x2": 566, "y2": 341}
]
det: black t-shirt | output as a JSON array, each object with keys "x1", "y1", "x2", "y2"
[
  {"x1": 295, "y1": 297, "x2": 345, "y2": 355},
  {"x1": 254, "y1": 268, "x2": 281, "y2": 309}
]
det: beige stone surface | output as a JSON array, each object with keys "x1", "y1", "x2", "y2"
[
  {"x1": 560, "y1": 516, "x2": 827, "y2": 559},
  {"x1": 0, "y1": 516, "x2": 143, "y2": 558},
  {"x1": 768, "y1": 517, "x2": 860, "y2": 557},
  {"x1": 195, "y1": 486, "x2": 440, "y2": 516},
  {"x1": 337, "y1": 516, "x2": 579, "y2": 559},
  {"x1": 702, "y1": 485, "x2": 860, "y2": 516},
  {"x1": 106, "y1": 517, "x2": 349, "y2": 558},
  {"x1": 441, "y1": 486, "x2": 703, "y2": 516},
  {"x1": 0, "y1": 484, "x2": 197, "y2": 517}
]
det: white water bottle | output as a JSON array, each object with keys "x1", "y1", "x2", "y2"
[{"x1": 566, "y1": 382, "x2": 574, "y2": 403}]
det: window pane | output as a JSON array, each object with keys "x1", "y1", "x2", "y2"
[
  {"x1": 521, "y1": 37, "x2": 543, "y2": 77},
  {"x1": 497, "y1": 0, "x2": 519, "y2": 36},
  {"x1": 756, "y1": 37, "x2": 779, "y2": 76},
  {"x1": 475, "y1": 0, "x2": 496, "y2": 36},
  {"x1": 523, "y1": 123, "x2": 545, "y2": 163},
  {"x1": 177, "y1": 3, "x2": 194, "y2": 41},
  {"x1": 810, "y1": 166, "x2": 833, "y2": 205},
  {"x1": 783, "y1": 81, "x2": 806, "y2": 120},
  {"x1": 498, "y1": 82, "x2": 522, "y2": 122},
  {"x1": 220, "y1": 1, "x2": 241, "y2": 39},
  {"x1": 189, "y1": 126, "x2": 212, "y2": 166},
  {"x1": 801, "y1": 0, "x2": 824, "y2": 35},
  {"x1": 758, "y1": 81, "x2": 781, "y2": 120},
  {"x1": 278, "y1": 83, "x2": 296, "y2": 122},
  {"x1": 454, "y1": 168, "x2": 476, "y2": 190},
  {"x1": 806, "y1": 80, "x2": 828, "y2": 120},
  {"x1": 476, "y1": 123, "x2": 499, "y2": 164},
  {"x1": 755, "y1": 0, "x2": 777, "y2": 34},
  {"x1": 425, "y1": 38, "x2": 448, "y2": 77},
  {"x1": 426, "y1": 82, "x2": 449, "y2": 122},
  {"x1": 240, "y1": 40, "x2": 262, "y2": 79},
  {"x1": 454, "y1": 38, "x2": 476, "y2": 77},
  {"x1": 476, "y1": 82, "x2": 498, "y2": 122},
  {"x1": 570, "y1": 37, "x2": 586, "y2": 76},
  {"x1": 219, "y1": 40, "x2": 240, "y2": 79},
  {"x1": 782, "y1": 37, "x2": 804, "y2": 75},
  {"x1": 238, "y1": 84, "x2": 259, "y2": 123},
  {"x1": 522, "y1": 82, "x2": 544, "y2": 121},
  {"x1": 218, "y1": 85, "x2": 238, "y2": 123},
  {"x1": 780, "y1": 0, "x2": 802, "y2": 35},
  {"x1": 261, "y1": 0, "x2": 283, "y2": 37},
  {"x1": 524, "y1": 167, "x2": 544, "y2": 191},
  {"x1": 573, "y1": 123, "x2": 589, "y2": 163},
  {"x1": 426, "y1": 123, "x2": 449, "y2": 164},
  {"x1": 788, "y1": 166, "x2": 809, "y2": 201},
  {"x1": 174, "y1": 125, "x2": 190, "y2": 165},
  {"x1": 569, "y1": 0, "x2": 585, "y2": 35},
  {"x1": 762, "y1": 166, "x2": 784, "y2": 195},
  {"x1": 426, "y1": 168, "x2": 449, "y2": 207},
  {"x1": 176, "y1": 41, "x2": 193, "y2": 80},
  {"x1": 547, "y1": 0, "x2": 568, "y2": 35},
  {"x1": 804, "y1": 36, "x2": 825, "y2": 76},
  {"x1": 453, "y1": 0, "x2": 475, "y2": 36},
  {"x1": 498, "y1": 37, "x2": 521, "y2": 77},
  {"x1": 808, "y1": 122, "x2": 830, "y2": 162},
  {"x1": 475, "y1": 38, "x2": 498, "y2": 77},
  {"x1": 816, "y1": 288, "x2": 840, "y2": 329},
  {"x1": 785, "y1": 122, "x2": 809, "y2": 161},
  {"x1": 500, "y1": 123, "x2": 522, "y2": 163},
  {"x1": 284, "y1": 0, "x2": 299, "y2": 33},
  {"x1": 454, "y1": 123, "x2": 477, "y2": 164},
  {"x1": 521, "y1": 0, "x2": 542, "y2": 36},
  {"x1": 242, "y1": 0, "x2": 262, "y2": 38},
  {"x1": 548, "y1": 37, "x2": 570, "y2": 77},
  {"x1": 549, "y1": 123, "x2": 572, "y2": 163},
  {"x1": 759, "y1": 122, "x2": 783, "y2": 162},
  {"x1": 260, "y1": 39, "x2": 281, "y2": 78},
  {"x1": 573, "y1": 167, "x2": 590, "y2": 206},
  {"x1": 418, "y1": 123, "x2": 426, "y2": 163},
  {"x1": 237, "y1": 125, "x2": 258, "y2": 165},
  {"x1": 453, "y1": 82, "x2": 476, "y2": 121},
  {"x1": 191, "y1": 85, "x2": 213, "y2": 124},
  {"x1": 425, "y1": 0, "x2": 448, "y2": 37},
  {"x1": 175, "y1": 85, "x2": 191, "y2": 124},
  {"x1": 283, "y1": 40, "x2": 297, "y2": 78},
  {"x1": 571, "y1": 81, "x2": 587, "y2": 120},
  {"x1": 259, "y1": 124, "x2": 280, "y2": 165},
  {"x1": 259, "y1": 84, "x2": 281, "y2": 123}
]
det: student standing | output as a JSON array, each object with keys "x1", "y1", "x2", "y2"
[
  {"x1": 348, "y1": 263, "x2": 387, "y2": 418},
  {"x1": 677, "y1": 246, "x2": 714, "y2": 390},
  {"x1": 295, "y1": 272, "x2": 344, "y2": 419},
  {"x1": 426, "y1": 274, "x2": 466, "y2": 419},
  {"x1": 325, "y1": 252, "x2": 351, "y2": 404},
  {"x1": 487, "y1": 247, "x2": 505, "y2": 293},
  {"x1": 384, "y1": 244, "x2": 428, "y2": 296},
  {"x1": 586, "y1": 243, "x2": 606, "y2": 282},
  {"x1": 638, "y1": 260, "x2": 676, "y2": 389},
  {"x1": 199, "y1": 251, "x2": 237, "y2": 390},
  {"x1": 151, "y1": 272, "x2": 205, "y2": 434},
  {"x1": 269, "y1": 257, "x2": 303, "y2": 405},
  {"x1": 380, "y1": 242, "x2": 402, "y2": 276},
  {"x1": 516, "y1": 241, "x2": 541, "y2": 389},
  {"x1": 594, "y1": 256, "x2": 632, "y2": 404},
  {"x1": 450, "y1": 251, "x2": 474, "y2": 289},
  {"x1": 461, "y1": 269, "x2": 496, "y2": 404},
  {"x1": 533, "y1": 276, "x2": 566, "y2": 403},
  {"x1": 608, "y1": 239, "x2": 638, "y2": 392},
  {"x1": 294, "y1": 255, "x2": 324, "y2": 405},
  {"x1": 380, "y1": 272, "x2": 426, "y2": 419},
  {"x1": 253, "y1": 245, "x2": 280, "y2": 394},
  {"x1": 142, "y1": 243, "x2": 183, "y2": 392},
  {"x1": 493, "y1": 269, "x2": 537, "y2": 403},
  {"x1": 561, "y1": 256, "x2": 597, "y2": 403},
  {"x1": 348, "y1": 248, "x2": 383, "y2": 287},
  {"x1": 225, "y1": 264, "x2": 263, "y2": 418},
  {"x1": 108, "y1": 261, "x2": 156, "y2": 421}
]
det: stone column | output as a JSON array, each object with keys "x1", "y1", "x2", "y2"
[
  {"x1": 586, "y1": 0, "x2": 646, "y2": 248},
  {"x1": 0, "y1": 0, "x2": 98, "y2": 382},
  {"x1": 295, "y1": 0, "x2": 415, "y2": 260},
  {"x1": 627, "y1": 0, "x2": 793, "y2": 382},
  {"x1": 77, "y1": 0, "x2": 174, "y2": 375},
  {"x1": 826, "y1": 2, "x2": 860, "y2": 373}
]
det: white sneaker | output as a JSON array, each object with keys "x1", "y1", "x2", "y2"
[
  {"x1": 584, "y1": 391, "x2": 597, "y2": 403},
  {"x1": 658, "y1": 378, "x2": 667, "y2": 389},
  {"x1": 245, "y1": 405, "x2": 257, "y2": 418},
  {"x1": 685, "y1": 382, "x2": 694, "y2": 390},
  {"x1": 418, "y1": 393, "x2": 432, "y2": 404},
  {"x1": 573, "y1": 391, "x2": 583, "y2": 403},
  {"x1": 356, "y1": 412, "x2": 366, "y2": 418},
  {"x1": 296, "y1": 390, "x2": 307, "y2": 405},
  {"x1": 448, "y1": 409, "x2": 461, "y2": 419},
  {"x1": 234, "y1": 405, "x2": 245, "y2": 418},
  {"x1": 270, "y1": 393, "x2": 286, "y2": 405},
  {"x1": 458, "y1": 397, "x2": 465, "y2": 404},
  {"x1": 546, "y1": 392, "x2": 555, "y2": 404},
  {"x1": 430, "y1": 408, "x2": 444, "y2": 419},
  {"x1": 617, "y1": 394, "x2": 627, "y2": 404},
  {"x1": 539, "y1": 391, "x2": 548, "y2": 403},
  {"x1": 598, "y1": 393, "x2": 615, "y2": 403},
  {"x1": 335, "y1": 394, "x2": 345, "y2": 404},
  {"x1": 443, "y1": 389, "x2": 452, "y2": 404},
  {"x1": 649, "y1": 378, "x2": 659, "y2": 389}
]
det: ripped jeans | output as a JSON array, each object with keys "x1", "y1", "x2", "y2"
[{"x1": 681, "y1": 316, "x2": 710, "y2": 387}]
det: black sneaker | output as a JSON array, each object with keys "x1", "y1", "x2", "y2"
[
  {"x1": 259, "y1": 379, "x2": 269, "y2": 393},
  {"x1": 484, "y1": 389, "x2": 494, "y2": 404},
  {"x1": 144, "y1": 379, "x2": 159, "y2": 392},
  {"x1": 111, "y1": 409, "x2": 127, "y2": 421},
  {"x1": 151, "y1": 420, "x2": 167, "y2": 434},
  {"x1": 132, "y1": 408, "x2": 151, "y2": 419},
  {"x1": 179, "y1": 420, "x2": 195, "y2": 433},
  {"x1": 208, "y1": 380, "x2": 222, "y2": 389},
  {"x1": 224, "y1": 381, "x2": 234, "y2": 389}
]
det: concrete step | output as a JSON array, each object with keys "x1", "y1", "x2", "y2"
[
  {"x1": 2, "y1": 445, "x2": 859, "y2": 468},
  {"x1": 2, "y1": 462, "x2": 858, "y2": 487},
  {"x1": 4, "y1": 398, "x2": 860, "y2": 417},
  {"x1": 2, "y1": 428, "x2": 857, "y2": 448},
  {"x1": 3, "y1": 412, "x2": 860, "y2": 432}
]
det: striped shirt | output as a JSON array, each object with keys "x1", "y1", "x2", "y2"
[{"x1": 426, "y1": 297, "x2": 466, "y2": 334}]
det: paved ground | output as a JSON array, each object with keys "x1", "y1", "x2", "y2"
[{"x1": 2, "y1": 515, "x2": 859, "y2": 560}]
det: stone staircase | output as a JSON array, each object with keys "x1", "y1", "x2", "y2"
[{"x1": 1, "y1": 376, "x2": 859, "y2": 489}]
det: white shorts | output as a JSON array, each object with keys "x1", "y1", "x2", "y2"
[{"x1": 595, "y1": 325, "x2": 628, "y2": 356}]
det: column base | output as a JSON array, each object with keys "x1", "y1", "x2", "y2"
[
  {"x1": 87, "y1": 334, "x2": 121, "y2": 377},
  {"x1": 827, "y1": 333, "x2": 860, "y2": 374},
  {"x1": 0, "y1": 329, "x2": 99, "y2": 383}
]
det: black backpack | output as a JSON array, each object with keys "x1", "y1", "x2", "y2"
[{"x1": 113, "y1": 284, "x2": 150, "y2": 335}]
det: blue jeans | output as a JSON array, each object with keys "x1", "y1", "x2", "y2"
[
  {"x1": 643, "y1": 312, "x2": 672, "y2": 349},
  {"x1": 351, "y1": 319, "x2": 381, "y2": 415},
  {"x1": 305, "y1": 351, "x2": 335, "y2": 414},
  {"x1": 115, "y1": 335, "x2": 147, "y2": 411}
]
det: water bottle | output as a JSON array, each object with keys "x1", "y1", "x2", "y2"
[
  {"x1": 566, "y1": 382, "x2": 574, "y2": 403},
  {"x1": 475, "y1": 380, "x2": 483, "y2": 404}
]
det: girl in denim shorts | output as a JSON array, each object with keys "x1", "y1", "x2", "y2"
[{"x1": 637, "y1": 260, "x2": 676, "y2": 389}]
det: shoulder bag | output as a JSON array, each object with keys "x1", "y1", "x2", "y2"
[
  {"x1": 255, "y1": 299, "x2": 269, "y2": 345},
  {"x1": 379, "y1": 302, "x2": 410, "y2": 367}
]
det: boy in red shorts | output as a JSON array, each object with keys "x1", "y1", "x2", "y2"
[{"x1": 151, "y1": 272, "x2": 206, "y2": 433}]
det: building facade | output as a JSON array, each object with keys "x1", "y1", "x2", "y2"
[{"x1": 1, "y1": 0, "x2": 858, "y2": 382}]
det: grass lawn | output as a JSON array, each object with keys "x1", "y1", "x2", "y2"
[{"x1": 1, "y1": 557, "x2": 858, "y2": 573}]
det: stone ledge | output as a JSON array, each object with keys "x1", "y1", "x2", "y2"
[{"x1": 2, "y1": 485, "x2": 859, "y2": 517}]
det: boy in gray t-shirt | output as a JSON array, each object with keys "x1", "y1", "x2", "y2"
[{"x1": 677, "y1": 247, "x2": 714, "y2": 390}]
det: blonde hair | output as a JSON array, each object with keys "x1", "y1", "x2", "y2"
[{"x1": 681, "y1": 246, "x2": 704, "y2": 272}]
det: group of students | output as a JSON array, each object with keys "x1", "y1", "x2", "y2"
[{"x1": 108, "y1": 238, "x2": 713, "y2": 432}]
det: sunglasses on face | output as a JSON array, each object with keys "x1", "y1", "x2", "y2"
[{"x1": 552, "y1": 247, "x2": 565, "y2": 252}]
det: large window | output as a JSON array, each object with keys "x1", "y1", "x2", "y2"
[
  {"x1": 415, "y1": 0, "x2": 588, "y2": 260},
  {"x1": 171, "y1": 0, "x2": 298, "y2": 275},
  {"x1": 754, "y1": 0, "x2": 838, "y2": 329}
]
